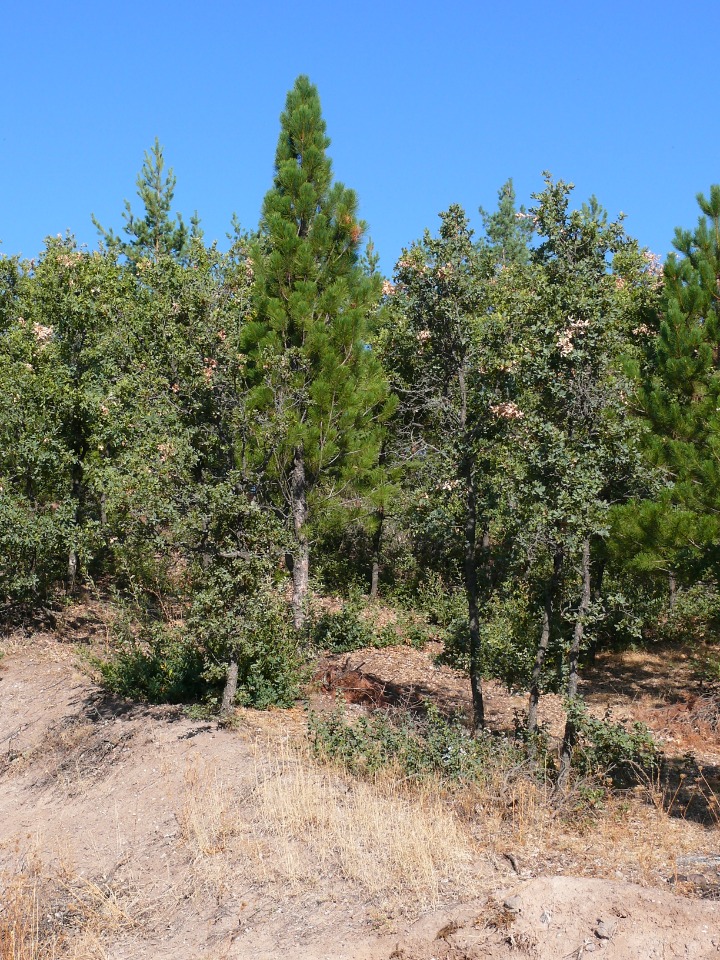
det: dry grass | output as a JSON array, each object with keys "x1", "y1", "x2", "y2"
[
  {"x1": 174, "y1": 728, "x2": 717, "y2": 921},
  {"x1": 448, "y1": 760, "x2": 715, "y2": 890},
  {"x1": 0, "y1": 858, "x2": 133, "y2": 960},
  {"x1": 175, "y1": 746, "x2": 484, "y2": 913},
  {"x1": 176, "y1": 759, "x2": 262, "y2": 903},
  {"x1": 177, "y1": 761, "x2": 238, "y2": 859},
  {"x1": 251, "y1": 746, "x2": 482, "y2": 909},
  {"x1": 0, "y1": 872, "x2": 43, "y2": 960}
]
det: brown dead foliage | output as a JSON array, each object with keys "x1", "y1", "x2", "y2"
[{"x1": 316, "y1": 659, "x2": 428, "y2": 712}]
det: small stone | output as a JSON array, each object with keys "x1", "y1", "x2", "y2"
[
  {"x1": 504, "y1": 896, "x2": 522, "y2": 913},
  {"x1": 595, "y1": 919, "x2": 615, "y2": 940}
]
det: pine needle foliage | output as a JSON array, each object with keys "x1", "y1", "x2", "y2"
[{"x1": 241, "y1": 75, "x2": 393, "y2": 627}]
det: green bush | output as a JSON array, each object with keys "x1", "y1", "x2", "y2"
[
  {"x1": 311, "y1": 606, "x2": 375, "y2": 653},
  {"x1": 372, "y1": 623, "x2": 403, "y2": 648},
  {"x1": 693, "y1": 649, "x2": 720, "y2": 684},
  {"x1": 98, "y1": 619, "x2": 205, "y2": 703},
  {"x1": 310, "y1": 602, "x2": 425, "y2": 653},
  {"x1": 188, "y1": 580, "x2": 304, "y2": 710},
  {"x1": 308, "y1": 701, "x2": 523, "y2": 784},
  {"x1": 566, "y1": 699, "x2": 662, "y2": 786},
  {"x1": 654, "y1": 583, "x2": 720, "y2": 646},
  {"x1": 415, "y1": 572, "x2": 466, "y2": 627},
  {"x1": 436, "y1": 617, "x2": 470, "y2": 672},
  {"x1": 99, "y1": 582, "x2": 304, "y2": 710},
  {"x1": 438, "y1": 616, "x2": 539, "y2": 692},
  {"x1": 406, "y1": 624, "x2": 431, "y2": 649},
  {"x1": 437, "y1": 583, "x2": 563, "y2": 693}
]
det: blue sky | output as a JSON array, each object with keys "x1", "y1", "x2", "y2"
[{"x1": 1, "y1": 1, "x2": 718, "y2": 276}]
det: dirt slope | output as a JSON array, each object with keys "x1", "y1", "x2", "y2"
[{"x1": 1, "y1": 633, "x2": 718, "y2": 959}]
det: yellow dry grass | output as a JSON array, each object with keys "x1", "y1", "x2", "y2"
[
  {"x1": 176, "y1": 746, "x2": 484, "y2": 912},
  {"x1": 177, "y1": 761, "x2": 238, "y2": 859},
  {"x1": 0, "y1": 859, "x2": 133, "y2": 960},
  {"x1": 251, "y1": 746, "x2": 482, "y2": 909},
  {"x1": 449, "y1": 762, "x2": 715, "y2": 889},
  {"x1": 0, "y1": 873, "x2": 42, "y2": 960},
  {"x1": 175, "y1": 729, "x2": 717, "y2": 920}
]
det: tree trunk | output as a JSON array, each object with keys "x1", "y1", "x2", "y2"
[
  {"x1": 291, "y1": 445, "x2": 309, "y2": 630},
  {"x1": 527, "y1": 544, "x2": 563, "y2": 750},
  {"x1": 369, "y1": 506, "x2": 384, "y2": 599},
  {"x1": 557, "y1": 537, "x2": 592, "y2": 791},
  {"x1": 592, "y1": 556, "x2": 606, "y2": 603},
  {"x1": 585, "y1": 554, "x2": 606, "y2": 664},
  {"x1": 219, "y1": 657, "x2": 239, "y2": 722},
  {"x1": 67, "y1": 548, "x2": 78, "y2": 589},
  {"x1": 67, "y1": 461, "x2": 83, "y2": 592},
  {"x1": 668, "y1": 570, "x2": 677, "y2": 610},
  {"x1": 462, "y1": 460, "x2": 485, "y2": 732}
]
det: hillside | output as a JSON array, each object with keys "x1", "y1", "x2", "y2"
[{"x1": 1, "y1": 609, "x2": 719, "y2": 959}]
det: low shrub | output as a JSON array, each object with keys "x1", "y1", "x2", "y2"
[
  {"x1": 98, "y1": 585, "x2": 304, "y2": 710},
  {"x1": 372, "y1": 623, "x2": 403, "y2": 648},
  {"x1": 311, "y1": 606, "x2": 375, "y2": 653},
  {"x1": 415, "y1": 573, "x2": 466, "y2": 627},
  {"x1": 308, "y1": 700, "x2": 524, "y2": 785},
  {"x1": 566, "y1": 699, "x2": 662, "y2": 786},
  {"x1": 98, "y1": 619, "x2": 205, "y2": 703},
  {"x1": 654, "y1": 583, "x2": 720, "y2": 646},
  {"x1": 188, "y1": 581, "x2": 303, "y2": 710},
  {"x1": 406, "y1": 624, "x2": 431, "y2": 649}
]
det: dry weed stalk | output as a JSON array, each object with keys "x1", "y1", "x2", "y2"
[
  {"x1": 0, "y1": 857, "x2": 133, "y2": 960},
  {"x1": 0, "y1": 873, "x2": 42, "y2": 960},
  {"x1": 252, "y1": 745, "x2": 481, "y2": 909},
  {"x1": 177, "y1": 760, "x2": 239, "y2": 858}
]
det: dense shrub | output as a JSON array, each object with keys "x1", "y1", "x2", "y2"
[
  {"x1": 654, "y1": 584, "x2": 720, "y2": 646},
  {"x1": 99, "y1": 578, "x2": 304, "y2": 710},
  {"x1": 311, "y1": 606, "x2": 375, "y2": 653},
  {"x1": 308, "y1": 701, "x2": 523, "y2": 784},
  {"x1": 437, "y1": 585, "x2": 545, "y2": 692},
  {"x1": 414, "y1": 573, "x2": 466, "y2": 627},
  {"x1": 190, "y1": 584, "x2": 303, "y2": 709},
  {"x1": 565, "y1": 699, "x2": 662, "y2": 786},
  {"x1": 97, "y1": 619, "x2": 206, "y2": 704}
]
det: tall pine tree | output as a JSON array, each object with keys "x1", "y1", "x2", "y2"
[
  {"x1": 626, "y1": 187, "x2": 720, "y2": 586},
  {"x1": 242, "y1": 76, "x2": 391, "y2": 628}
]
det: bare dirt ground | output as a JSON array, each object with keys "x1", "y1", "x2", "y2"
[{"x1": 1, "y1": 606, "x2": 719, "y2": 959}]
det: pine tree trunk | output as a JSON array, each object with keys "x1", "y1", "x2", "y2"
[
  {"x1": 369, "y1": 506, "x2": 384, "y2": 599},
  {"x1": 462, "y1": 460, "x2": 485, "y2": 732},
  {"x1": 669, "y1": 570, "x2": 677, "y2": 610},
  {"x1": 558, "y1": 537, "x2": 591, "y2": 791},
  {"x1": 291, "y1": 445, "x2": 309, "y2": 630},
  {"x1": 527, "y1": 544, "x2": 563, "y2": 750},
  {"x1": 219, "y1": 657, "x2": 239, "y2": 722}
]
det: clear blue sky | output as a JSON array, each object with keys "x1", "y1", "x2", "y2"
[{"x1": 1, "y1": 1, "x2": 718, "y2": 276}]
